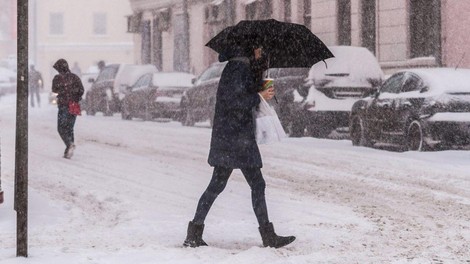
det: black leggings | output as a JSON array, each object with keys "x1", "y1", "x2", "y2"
[{"x1": 192, "y1": 166, "x2": 269, "y2": 226}]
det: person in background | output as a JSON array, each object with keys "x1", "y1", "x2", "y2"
[
  {"x1": 71, "y1": 62, "x2": 82, "y2": 78},
  {"x1": 97, "y1": 60, "x2": 106, "y2": 73},
  {"x1": 183, "y1": 44, "x2": 295, "y2": 248},
  {"x1": 28, "y1": 65, "x2": 43, "y2": 107},
  {"x1": 52, "y1": 59, "x2": 84, "y2": 159}
]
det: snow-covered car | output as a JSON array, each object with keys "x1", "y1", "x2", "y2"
[
  {"x1": 0, "y1": 67, "x2": 16, "y2": 96},
  {"x1": 121, "y1": 72, "x2": 195, "y2": 121},
  {"x1": 179, "y1": 62, "x2": 226, "y2": 127},
  {"x1": 350, "y1": 68, "x2": 470, "y2": 151},
  {"x1": 85, "y1": 64, "x2": 158, "y2": 116},
  {"x1": 266, "y1": 67, "x2": 311, "y2": 137},
  {"x1": 301, "y1": 46, "x2": 384, "y2": 137}
]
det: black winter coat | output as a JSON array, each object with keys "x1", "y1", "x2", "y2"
[
  {"x1": 208, "y1": 58, "x2": 262, "y2": 168},
  {"x1": 52, "y1": 59, "x2": 84, "y2": 106}
]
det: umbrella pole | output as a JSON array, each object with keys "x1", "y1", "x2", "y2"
[{"x1": 266, "y1": 57, "x2": 279, "y2": 104}]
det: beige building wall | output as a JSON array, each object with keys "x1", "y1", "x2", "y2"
[
  {"x1": 310, "y1": 0, "x2": 337, "y2": 45},
  {"x1": 376, "y1": 0, "x2": 408, "y2": 72},
  {"x1": 128, "y1": 0, "x2": 470, "y2": 77},
  {"x1": 34, "y1": 0, "x2": 134, "y2": 88},
  {"x1": 441, "y1": 0, "x2": 470, "y2": 69},
  {"x1": 189, "y1": 2, "x2": 209, "y2": 75}
]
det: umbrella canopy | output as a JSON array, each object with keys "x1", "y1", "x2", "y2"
[{"x1": 206, "y1": 19, "x2": 334, "y2": 68}]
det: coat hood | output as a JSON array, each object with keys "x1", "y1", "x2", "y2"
[{"x1": 53, "y1": 59, "x2": 70, "y2": 74}]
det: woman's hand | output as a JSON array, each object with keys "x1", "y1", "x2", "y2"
[{"x1": 259, "y1": 87, "x2": 275, "y2": 101}]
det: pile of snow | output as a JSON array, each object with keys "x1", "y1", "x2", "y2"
[{"x1": 0, "y1": 93, "x2": 469, "y2": 263}]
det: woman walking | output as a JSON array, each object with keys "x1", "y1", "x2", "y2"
[{"x1": 184, "y1": 45, "x2": 295, "y2": 248}]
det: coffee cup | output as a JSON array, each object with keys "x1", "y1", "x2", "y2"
[{"x1": 262, "y1": 78, "x2": 274, "y2": 91}]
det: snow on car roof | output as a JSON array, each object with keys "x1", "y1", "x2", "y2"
[
  {"x1": 151, "y1": 72, "x2": 195, "y2": 87},
  {"x1": 404, "y1": 68, "x2": 470, "y2": 93},
  {"x1": 0, "y1": 67, "x2": 16, "y2": 78},
  {"x1": 307, "y1": 46, "x2": 384, "y2": 86},
  {"x1": 116, "y1": 64, "x2": 159, "y2": 93}
]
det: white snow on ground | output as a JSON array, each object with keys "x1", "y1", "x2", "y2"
[{"x1": 0, "y1": 93, "x2": 469, "y2": 263}]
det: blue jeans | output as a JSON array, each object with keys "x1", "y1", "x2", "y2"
[
  {"x1": 57, "y1": 105, "x2": 76, "y2": 147},
  {"x1": 192, "y1": 166, "x2": 269, "y2": 226}
]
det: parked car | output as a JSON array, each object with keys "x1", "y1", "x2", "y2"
[
  {"x1": 85, "y1": 64, "x2": 158, "y2": 116},
  {"x1": 179, "y1": 62, "x2": 226, "y2": 126},
  {"x1": 300, "y1": 46, "x2": 384, "y2": 138},
  {"x1": 121, "y1": 72, "x2": 195, "y2": 121},
  {"x1": 266, "y1": 67, "x2": 311, "y2": 137},
  {"x1": 0, "y1": 67, "x2": 16, "y2": 96},
  {"x1": 350, "y1": 68, "x2": 470, "y2": 151}
]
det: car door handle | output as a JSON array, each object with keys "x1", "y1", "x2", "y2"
[
  {"x1": 377, "y1": 102, "x2": 390, "y2": 108},
  {"x1": 402, "y1": 101, "x2": 412, "y2": 108}
]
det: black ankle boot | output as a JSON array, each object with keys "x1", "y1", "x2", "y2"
[
  {"x1": 259, "y1": 222, "x2": 295, "y2": 248},
  {"x1": 183, "y1": 221, "x2": 208, "y2": 247}
]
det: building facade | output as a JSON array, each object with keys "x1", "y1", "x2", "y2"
[
  {"x1": 128, "y1": 0, "x2": 470, "y2": 76},
  {"x1": 31, "y1": 0, "x2": 135, "y2": 88},
  {"x1": 0, "y1": 0, "x2": 17, "y2": 62}
]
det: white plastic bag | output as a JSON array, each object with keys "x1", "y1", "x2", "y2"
[{"x1": 255, "y1": 94, "x2": 287, "y2": 144}]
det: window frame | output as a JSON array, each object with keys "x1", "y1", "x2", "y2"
[
  {"x1": 93, "y1": 12, "x2": 107, "y2": 36},
  {"x1": 49, "y1": 12, "x2": 64, "y2": 35}
]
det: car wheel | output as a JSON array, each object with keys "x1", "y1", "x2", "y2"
[
  {"x1": 287, "y1": 119, "x2": 305, "y2": 137},
  {"x1": 350, "y1": 115, "x2": 371, "y2": 147},
  {"x1": 307, "y1": 124, "x2": 331, "y2": 138},
  {"x1": 407, "y1": 120, "x2": 426, "y2": 151},
  {"x1": 121, "y1": 103, "x2": 132, "y2": 120},
  {"x1": 181, "y1": 109, "x2": 195, "y2": 127},
  {"x1": 209, "y1": 98, "x2": 216, "y2": 127},
  {"x1": 103, "y1": 100, "x2": 114, "y2": 116},
  {"x1": 86, "y1": 106, "x2": 96, "y2": 116}
]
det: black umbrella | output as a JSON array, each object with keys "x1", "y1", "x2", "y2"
[{"x1": 206, "y1": 19, "x2": 334, "y2": 68}]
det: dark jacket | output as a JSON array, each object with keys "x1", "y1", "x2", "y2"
[
  {"x1": 208, "y1": 57, "x2": 262, "y2": 168},
  {"x1": 52, "y1": 59, "x2": 84, "y2": 106},
  {"x1": 28, "y1": 69, "x2": 43, "y2": 90}
]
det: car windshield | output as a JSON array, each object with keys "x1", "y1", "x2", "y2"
[
  {"x1": 195, "y1": 64, "x2": 225, "y2": 85},
  {"x1": 131, "y1": 73, "x2": 152, "y2": 91},
  {"x1": 307, "y1": 46, "x2": 384, "y2": 87},
  {"x1": 266, "y1": 68, "x2": 310, "y2": 79},
  {"x1": 96, "y1": 65, "x2": 119, "y2": 82}
]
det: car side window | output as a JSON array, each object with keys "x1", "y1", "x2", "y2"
[
  {"x1": 196, "y1": 64, "x2": 225, "y2": 84},
  {"x1": 401, "y1": 73, "x2": 423, "y2": 93},
  {"x1": 96, "y1": 67, "x2": 118, "y2": 82},
  {"x1": 197, "y1": 67, "x2": 216, "y2": 83},
  {"x1": 132, "y1": 73, "x2": 152, "y2": 91},
  {"x1": 380, "y1": 73, "x2": 405, "y2": 94}
]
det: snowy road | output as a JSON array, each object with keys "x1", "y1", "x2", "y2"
[{"x1": 0, "y1": 93, "x2": 469, "y2": 263}]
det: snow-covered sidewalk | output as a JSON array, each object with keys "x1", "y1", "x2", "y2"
[{"x1": 0, "y1": 93, "x2": 469, "y2": 263}]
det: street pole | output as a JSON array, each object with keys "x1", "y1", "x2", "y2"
[
  {"x1": 0, "y1": 141, "x2": 3, "y2": 204},
  {"x1": 182, "y1": 0, "x2": 190, "y2": 72},
  {"x1": 15, "y1": 0, "x2": 29, "y2": 258}
]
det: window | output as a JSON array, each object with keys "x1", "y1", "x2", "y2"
[
  {"x1": 93, "y1": 13, "x2": 107, "y2": 35},
  {"x1": 96, "y1": 66, "x2": 119, "y2": 82},
  {"x1": 361, "y1": 0, "x2": 376, "y2": 54},
  {"x1": 197, "y1": 64, "x2": 225, "y2": 84},
  {"x1": 401, "y1": 73, "x2": 423, "y2": 93},
  {"x1": 380, "y1": 73, "x2": 404, "y2": 94},
  {"x1": 284, "y1": 0, "x2": 291, "y2": 22},
  {"x1": 133, "y1": 73, "x2": 152, "y2": 91},
  {"x1": 303, "y1": 0, "x2": 311, "y2": 29},
  {"x1": 141, "y1": 20, "x2": 151, "y2": 64},
  {"x1": 245, "y1": 0, "x2": 272, "y2": 20},
  {"x1": 259, "y1": 0, "x2": 272, "y2": 19},
  {"x1": 49, "y1": 13, "x2": 64, "y2": 35},
  {"x1": 245, "y1": 2, "x2": 257, "y2": 20},
  {"x1": 337, "y1": 0, "x2": 351, "y2": 45},
  {"x1": 410, "y1": 0, "x2": 441, "y2": 61}
]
